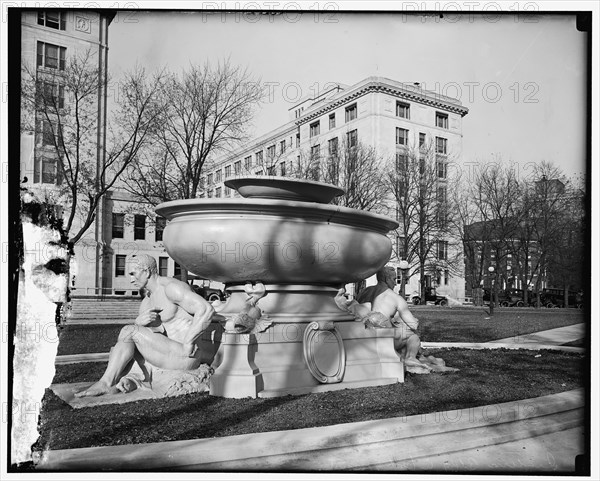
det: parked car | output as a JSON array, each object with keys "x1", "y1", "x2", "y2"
[
  {"x1": 412, "y1": 287, "x2": 448, "y2": 306},
  {"x1": 190, "y1": 279, "x2": 226, "y2": 302},
  {"x1": 541, "y1": 288, "x2": 582, "y2": 309}
]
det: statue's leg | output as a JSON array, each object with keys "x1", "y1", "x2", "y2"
[
  {"x1": 75, "y1": 325, "x2": 139, "y2": 397},
  {"x1": 126, "y1": 324, "x2": 206, "y2": 371}
]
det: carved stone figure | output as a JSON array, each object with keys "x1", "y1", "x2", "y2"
[
  {"x1": 335, "y1": 267, "x2": 457, "y2": 374},
  {"x1": 75, "y1": 254, "x2": 216, "y2": 397}
]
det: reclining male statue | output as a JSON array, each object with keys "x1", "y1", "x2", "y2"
[
  {"x1": 336, "y1": 266, "x2": 451, "y2": 374},
  {"x1": 76, "y1": 254, "x2": 216, "y2": 397}
]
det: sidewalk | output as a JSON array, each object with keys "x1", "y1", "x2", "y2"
[{"x1": 489, "y1": 323, "x2": 585, "y2": 345}]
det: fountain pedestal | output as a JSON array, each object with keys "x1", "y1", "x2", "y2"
[
  {"x1": 156, "y1": 176, "x2": 404, "y2": 398},
  {"x1": 205, "y1": 285, "x2": 404, "y2": 398}
]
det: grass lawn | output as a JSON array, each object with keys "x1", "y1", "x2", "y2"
[
  {"x1": 415, "y1": 307, "x2": 585, "y2": 343},
  {"x1": 38, "y1": 348, "x2": 585, "y2": 451},
  {"x1": 57, "y1": 308, "x2": 586, "y2": 355}
]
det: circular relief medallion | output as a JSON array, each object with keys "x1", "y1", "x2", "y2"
[{"x1": 303, "y1": 321, "x2": 346, "y2": 383}]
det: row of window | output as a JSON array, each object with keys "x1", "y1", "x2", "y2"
[
  {"x1": 310, "y1": 129, "x2": 357, "y2": 160},
  {"x1": 396, "y1": 237, "x2": 449, "y2": 261},
  {"x1": 309, "y1": 103, "x2": 357, "y2": 139},
  {"x1": 114, "y1": 254, "x2": 183, "y2": 278},
  {"x1": 396, "y1": 101, "x2": 449, "y2": 130},
  {"x1": 112, "y1": 214, "x2": 166, "y2": 241},
  {"x1": 394, "y1": 152, "x2": 449, "y2": 180},
  {"x1": 396, "y1": 128, "x2": 448, "y2": 154}
]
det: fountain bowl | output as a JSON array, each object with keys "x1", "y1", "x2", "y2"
[
  {"x1": 224, "y1": 176, "x2": 344, "y2": 204},
  {"x1": 156, "y1": 197, "x2": 398, "y2": 285}
]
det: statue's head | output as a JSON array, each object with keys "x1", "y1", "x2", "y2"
[
  {"x1": 129, "y1": 254, "x2": 158, "y2": 291},
  {"x1": 129, "y1": 254, "x2": 158, "y2": 277},
  {"x1": 376, "y1": 266, "x2": 396, "y2": 289}
]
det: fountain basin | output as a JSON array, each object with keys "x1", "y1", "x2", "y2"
[
  {"x1": 156, "y1": 198, "x2": 398, "y2": 284},
  {"x1": 224, "y1": 175, "x2": 344, "y2": 203}
]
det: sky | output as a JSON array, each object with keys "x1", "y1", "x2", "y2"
[{"x1": 105, "y1": 6, "x2": 590, "y2": 180}]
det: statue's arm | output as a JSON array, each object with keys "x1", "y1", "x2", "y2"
[
  {"x1": 396, "y1": 295, "x2": 419, "y2": 331},
  {"x1": 134, "y1": 296, "x2": 161, "y2": 326},
  {"x1": 335, "y1": 288, "x2": 373, "y2": 319},
  {"x1": 165, "y1": 282, "x2": 215, "y2": 356}
]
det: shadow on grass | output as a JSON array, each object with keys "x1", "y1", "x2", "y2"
[{"x1": 38, "y1": 348, "x2": 585, "y2": 452}]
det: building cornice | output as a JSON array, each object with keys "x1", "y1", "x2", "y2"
[{"x1": 296, "y1": 80, "x2": 469, "y2": 126}]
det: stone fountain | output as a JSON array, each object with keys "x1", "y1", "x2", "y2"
[{"x1": 155, "y1": 176, "x2": 403, "y2": 398}]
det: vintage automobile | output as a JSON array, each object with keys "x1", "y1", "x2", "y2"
[
  {"x1": 411, "y1": 287, "x2": 448, "y2": 306},
  {"x1": 189, "y1": 278, "x2": 226, "y2": 302}
]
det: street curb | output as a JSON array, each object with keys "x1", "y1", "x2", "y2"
[{"x1": 35, "y1": 389, "x2": 584, "y2": 471}]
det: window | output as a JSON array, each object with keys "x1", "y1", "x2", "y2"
[
  {"x1": 436, "y1": 137, "x2": 447, "y2": 154},
  {"x1": 207, "y1": 173, "x2": 213, "y2": 185},
  {"x1": 280, "y1": 140, "x2": 286, "y2": 154},
  {"x1": 42, "y1": 82, "x2": 65, "y2": 109},
  {"x1": 37, "y1": 42, "x2": 66, "y2": 70},
  {"x1": 134, "y1": 214, "x2": 146, "y2": 240},
  {"x1": 310, "y1": 121, "x2": 320, "y2": 138},
  {"x1": 234, "y1": 160, "x2": 241, "y2": 175},
  {"x1": 255, "y1": 169, "x2": 264, "y2": 176},
  {"x1": 328, "y1": 137, "x2": 338, "y2": 157},
  {"x1": 224, "y1": 165, "x2": 232, "y2": 178},
  {"x1": 207, "y1": 189, "x2": 213, "y2": 198},
  {"x1": 437, "y1": 186, "x2": 447, "y2": 203},
  {"x1": 326, "y1": 155, "x2": 339, "y2": 184},
  {"x1": 296, "y1": 133, "x2": 300, "y2": 147},
  {"x1": 437, "y1": 240, "x2": 448, "y2": 260},
  {"x1": 396, "y1": 236, "x2": 406, "y2": 260},
  {"x1": 444, "y1": 269, "x2": 450, "y2": 285},
  {"x1": 345, "y1": 103, "x2": 357, "y2": 122},
  {"x1": 215, "y1": 169, "x2": 222, "y2": 183},
  {"x1": 174, "y1": 262, "x2": 182, "y2": 279},
  {"x1": 419, "y1": 132, "x2": 426, "y2": 148},
  {"x1": 267, "y1": 165, "x2": 276, "y2": 176},
  {"x1": 244, "y1": 156, "x2": 252, "y2": 171},
  {"x1": 215, "y1": 187, "x2": 222, "y2": 198},
  {"x1": 41, "y1": 120, "x2": 63, "y2": 146},
  {"x1": 224, "y1": 186, "x2": 231, "y2": 196},
  {"x1": 155, "y1": 217, "x2": 166, "y2": 242},
  {"x1": 38, "y1": 11, "x2": 66, "y2": 30},
  {"x1": 255, "y1": 151, "x2": 263, "y2": 165},
  {"x1": 267, "y1": 144, "x2": 276, "y2": 159},
  {"x1": 311, "y1": 144, "x2": 320, "y2": 160},
  {"x1": 436, "y1": 112, "x2": 449, "y2": 129},
  {"x1": 112, "y1": 213, "x2": 124, "y2": 239},
  {"x1": 329, "y1": 113, "x2": 336, "y2": 129},
  {"x1": 279, "y1": 161, "x2": 286, "y2": 176},
  {"x1": 396, "y1": 127, "x2": 408, "y2": 146},
  {"x1": 396, "y1": 152, "x2": 408, "y2": 171},
  {"x1": 115, "y1": 255, "x2": 126, "y2": 277},
  {"x1": 346, "y1": 129, "x2": 357, "y2": 148},
  {"x1": 37, "y1": 157, "x2": 61, "y2": 184},
  {"x1": 437, "y1": 157, "x2": 447, "y2": 179},
  {"x1": 396, "y1": 101, "x2": 410, "y2": 119},
  {"x1": 199, "y1": 177, "x2": 205, "y2": 190},
  {"x1": 159, "y1": 257, "x2": 169, "y2": 277}
]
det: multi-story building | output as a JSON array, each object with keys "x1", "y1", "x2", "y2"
[
  {"x1": 20, "y1": 19, "x2": 471, "y2": 302},
  {"x1": 203, "y1": 77, "x2": 469, "y2": 300}
]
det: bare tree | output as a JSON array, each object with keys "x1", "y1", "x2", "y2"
[
  {"x1": 124, "y1": 59, "x2": 265, "y2": 205},
  {"x1": 519, "y1": 162, "x2": 574, "y2": 306},
  {"x1": 21, "y1": 50, "x2": 165, "y2": 246},
  {"x1": 387, "y1": 140, "x2": 460, "y2": 303},
  {"x1": 463, "y1": 160, "x2": 523, "y2": 307},
  {"x1": 291, "y1": 137, "x2": 388, "y2": 213}
]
